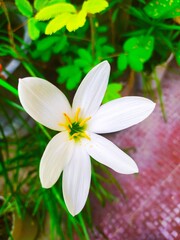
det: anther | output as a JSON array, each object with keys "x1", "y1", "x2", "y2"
[
  {"x1": 75, "y1": 108, "x2": 81, "y2": 122},
  {"x1": 79, "y1": 117, "x2": 91, "y2": 127},
  {"x1": 63, "y1": 113, "x2": 72, "y2": 127}
]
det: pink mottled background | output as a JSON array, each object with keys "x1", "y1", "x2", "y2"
[{"x1": 90, "y1": 66, "x2": 180, "y2": 240}]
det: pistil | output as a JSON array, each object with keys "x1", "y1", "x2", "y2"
[{"x1": 58, "y1": 108, "x2": 91, "y2": 141}]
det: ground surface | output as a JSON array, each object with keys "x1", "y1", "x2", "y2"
[{"x1": 90, "y1": 66, "x2": 180, "y2": 240}]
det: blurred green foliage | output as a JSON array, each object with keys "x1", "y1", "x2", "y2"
[{"x1": 12, "y1": 0, "x2": 180, "y2": 90}]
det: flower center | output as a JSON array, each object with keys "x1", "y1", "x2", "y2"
[{"x1": 59, "y1": 108, "x2": 91, "y2": 141}]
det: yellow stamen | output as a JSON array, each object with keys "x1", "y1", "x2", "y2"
[
  {"x1": 58, "y1": 123, "x2": 70, "y2": 132},
  {"x1": 81, "y1": 132, "x2": 91, "y2": 140},
  {"x1": 75, "y1": 108, "x2": 81, "y2": 122},
  {"x1": 63, "y1": 113, "x2": 72, "y2": 127},
  {"x1": 69, "y1": 132, "x2": 80, "y2": 140},
  {"x1": 79, "y1": 117, "x2": 91, "y2": 127}
]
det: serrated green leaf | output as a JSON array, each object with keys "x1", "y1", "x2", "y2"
[
  {"x1": 15, "y1": 0, "x2": 33, "y2": 18},
  {"x1": 35, "y1": 3, "x2": 76, "y2": 21},
  {"x1": 67, "y1": 69, "x2": 82, "y2": 90},
  {"x1": 117, "y1": 53, "x2": 128, "y2": 72},
  {"x1": 102, "y1": 83, "x2": 122, "y2": 104},
  {"x1": 41, "y1": 50, "x2": 51, "y2": 62},
  {"x1": 28, "y1": 18, "x2": 40, "y2": 40},
  {"x1": 37, "y1": 36, "x2": 59, "y2": 51},
  {"x1": 128, "y1": 54, "x2": 143, "y2": 72},
  {"x1": 101, "y1": 45, "x2": 115, "y2": 55},
  {"x1": 144, "y1": 0, "x2": 180, "y2": 19},
  {"x1": 57, "y1": 65, "x2": 82, "y2": 90},
  {"x1": 53, "y1": 36, "x2": 67, "y2": 53},
  {"x1": 74, "y1": 59, "x2": 91, "y2": 68},
  {"x1": 78, "y1": 48, "x2": 92, "y2": 63},
  {"x1": 82, "y1": 0, "x2": 109, "y2": 14}
]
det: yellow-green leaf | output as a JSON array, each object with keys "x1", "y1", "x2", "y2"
[
  {"x1": 34, "y1": 0, "x2": 62, "y2": 10},
  {"x1": 45, "y1": 13, "x2": 70, "y2": 35},
  {"x1": 66, "y1": 10, "x2": 87, "y2": 32},
  {"x1": 82, "y1": 0, "x2": 108, "y2": 14},
  {"x1": 35, "y1": 3, "x2": 76, "y2": 21}
]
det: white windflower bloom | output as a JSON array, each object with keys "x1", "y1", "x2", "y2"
[{"x1": 18, "y1": 61, "x2": 155, "y2": 216}]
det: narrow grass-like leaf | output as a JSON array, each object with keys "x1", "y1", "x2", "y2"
[
  {"x1": 77, "y1": 214, "x2": 90, "y2": 240},
  {"x1": 0, "y1": 78, "x2": 18, "y2": 96}
]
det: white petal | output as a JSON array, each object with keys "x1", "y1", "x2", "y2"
[
  {"x1": 84, "y1": 133, "x2": 138, "y2": 174},
  {"x1": 18, "y1": 77, "x2": 72, "y2": 131},
  {"x1": 62, "y1": 145, "x2": 91, "y2": 216},
  {"x1": 88, "y1": 96, "x2": 156, "y2": 133},
  {"x1": 72, "y1": 61, "x2": 110, "y2": 118},
  {"x1": 40, "y1": 132, "x2": 74, "y2": 188}
]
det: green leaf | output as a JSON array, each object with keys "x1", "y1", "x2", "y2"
[
  {"x1": 28, "y1": 18, "x2": 40, "y2": 40},
  {"x1": 41, "y1": 50, "x2": 51, "y2": 62},
  {"x1": 15, "y1": 0, "x2": 33, "y2": 18},
  {"x1": 122, "y1": 36, "x2": 154, "y2": 71},
  {"x1": 57, "y1": 65, "x2": 82, "y2": 90},
  {"x1": 74, "y1": 59, "x2": 91, "y2": 69},
  {"x1": 144, "y1": 0, "x2": 180, "y2": 19},
  {"x1": 66, "y1": 69, "x2": 82, "y2": 90},
  {"x1": 123, "y1": 37, "x2": 139, "y2": 52},
  {"x1": 78, "y1": 48, "x2": 92, "y2": 63},
  {"x1": 53, "y1": 36, "x2": 68, "y2": 54},
  {"x1": 175, "y1": 50, "x2": 180, "y2": 65},
  {"x1": 82, "y1": 0, "x2": 109, "y2": 14},
  {"x1": 36, "y1": 36, "x2": 59, "y2": 51},
  {"x1": 35, "y1": 3, "x2": 76, "y2": 21},
  {"x1": 101, "y1": 45, "x2": 115, "y2": 56},
  {"x1": 102, "y1": 83, "x2": 122, "y2": 104},
  {"x1": 128, "y1": 54, "x2": 143, "y2": 72},
  {"x1": 97, "y1": 26, "x2": 108, "y2": 33},
  {"x1": 117, "y1": 53, "x2": 128, "y2": 72},
  {"x1": 0, "y1": 78, "x2": 18, "y2": 96},
  {"x1": 166, "y1": 8, "x2": 180, "y2": 19}
]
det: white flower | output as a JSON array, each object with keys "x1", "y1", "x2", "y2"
[{"x1": 18, "y1": 61, "x2": 155, "y2": 216}]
